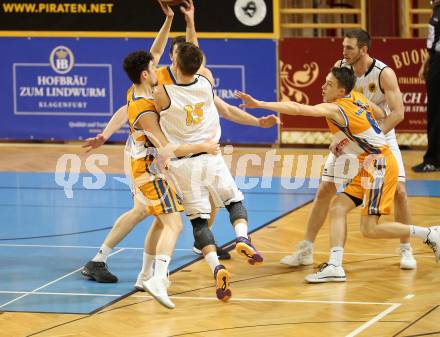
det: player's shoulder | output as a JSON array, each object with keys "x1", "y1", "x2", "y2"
[
  {"x1": 372, "y1": 58, "x2": 388, "y2": 71},
  {"x1": 129, "y1": 96, "x2": 156, "y2": 112}
]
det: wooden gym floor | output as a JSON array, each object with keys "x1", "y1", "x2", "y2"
[{"x1": 0, "y1": 144, "x2": 439, "y2": 337}]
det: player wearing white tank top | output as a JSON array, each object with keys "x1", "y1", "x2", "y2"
[
  {"x1": 154, "y1": 42, "x2": 264, "y2": 302},
  {"x1": 281, "y1": 29, "x2": 417, "y2": 271}
]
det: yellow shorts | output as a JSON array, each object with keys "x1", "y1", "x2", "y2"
[
  {"x1": 131, "y1": 157, "x2": 183, "y2": 216},
  {"x1": 343, "y1": 152, "x2": 398, "y2": 216}
]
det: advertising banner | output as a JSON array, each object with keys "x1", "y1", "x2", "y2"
[
  {"x1": 0, "y1": 37, "x2": 277, "y2": 144},
  {"x1": 0, "y1": 0, "x2": 277, "y2": 38},
  {"x1": 279, "y1": 38, "x2": 427, "y2": 145}
]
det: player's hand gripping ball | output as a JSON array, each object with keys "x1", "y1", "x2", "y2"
[{"x1": 160, "y1": 0, "x2": 185, "y2": 6}]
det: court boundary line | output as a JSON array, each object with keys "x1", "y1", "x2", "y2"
[
  {"x1": 0, "y1": 248, "x2": 125, "y2": 310},
  {"x1": 0, "y1": 198, "x2": 314, "y2": 315},
  {"x1": 345, "y1": 303, "x2": 402, "y2": 337},
  {"x1": 0, "y1": 291, "x2": 400, "y2": 306}
]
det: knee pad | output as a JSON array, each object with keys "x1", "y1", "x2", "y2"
[
  {"x1": 191, "y1": 217, "x2": 215, "y2": 249},
  {"x1": 225, "y1": 201, "x2": 248, "y2": 224}
]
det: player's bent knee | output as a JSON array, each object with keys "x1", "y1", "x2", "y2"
[
  {"x1": 329, "y1": 200, "x2": 349, "y2": 217},
  {"x1": 360, "y1": 226, "x2": 376, "y2": 238},
  {"x1": 225, "y1": 201, "x2": 248, "y2": 224},
  {"x1": 191, "y1": 217, "x2": 215, "y2": 249}
]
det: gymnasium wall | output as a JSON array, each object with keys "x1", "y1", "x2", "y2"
[{"x1": 279, "y1": 37, "x2": 428, "y2": 146}]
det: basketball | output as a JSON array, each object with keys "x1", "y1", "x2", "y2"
[{"x1": 160, "y1": 0, "x2": 185, "y2": 6}]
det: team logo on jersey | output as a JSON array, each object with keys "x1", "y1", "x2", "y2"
[
  {"x1": 368, "y1": 83, "x2": 377, "y2": 93},
  {"x1": 50, "y1": 46, "x2": 74, "y2": 75},
  {"x1": 280, "y1": 60, "x2": 319, "y2": 105},
  {"x1": 234, "y1": 0, "x2": 267, "y2": 26}
]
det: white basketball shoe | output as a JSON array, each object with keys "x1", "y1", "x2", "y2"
[{"x1": 280, "y1": 241, "x2": 313, "y2": 267}]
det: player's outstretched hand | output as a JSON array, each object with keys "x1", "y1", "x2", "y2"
[
  {"x1": 180, "y1": 0, "x2": 194, "y2": 22},
  {"x1": 235, "y1": 91, "x2": 263, "y2": 109},
  {"x1": 201, "y1": 139, "x2": 220, "y2": 155},
  {"x1": 158, "y1": 0, "x2": 174, "y2": 18},
  {"x1": 82, "y1": 134, "x2": 106, "y2": 152},
  {"x1": 258, "y1": 115, "x2": 281, "y2": 128}
]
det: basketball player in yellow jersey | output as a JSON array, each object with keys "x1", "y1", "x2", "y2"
[
  {"x1": 282, "y1": 29, "x2": 416, "y2": 271},
  {"x1": 236, "y1": 67, "x2": 440, "y2": 283},
  {"x1": 119, "y1": 50, "x2": 218, "y2": 309}
]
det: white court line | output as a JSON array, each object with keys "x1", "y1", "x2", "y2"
[
  {"x1": 0, "y1": 248, "x2": 125, "y2": 309},
  {"x1": 0, "y1": 244, "x2": 435, "y2": 258},
  {"x1": 0, "y1": 290, "x2": 398, "y2": 306},
  {"x1": 345, "y1": 303, "x2": 401, "y2": 337}
]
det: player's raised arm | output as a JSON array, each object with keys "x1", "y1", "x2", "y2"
[
  {"x1": 150, "y1": 1, "x2": 175, "y2": 65},
  {"x1": 180, "y1": 0, "x2": 199, "y2": 47},
  {"x1": 379, "y1": 67, "x2": 404, "y2": 134}
]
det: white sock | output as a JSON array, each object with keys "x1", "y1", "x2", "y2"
[
  {"x1": 92, "y1": 245, "x2": 112, "y2": 263},
  {"x1": 154, "y1": 255, "x2": 170, "y2": 279},
  {"x1": 409, "y1": 225, "x2": 430, "y2": 241},
  {"x1": 204, "y1": 251, "x2": 220, "y2": 273},
  {"x1": 328, "y1": 247, "x2": 344, "y2": 267},
  {"x1": 303, "y1": 240, "x2": 313, "y2": 250},
  {"x1": 234, "y1": 222, "x2": 248, "y2": 239},
  {"x1": 140, "y1": 253, "x2": 155, "y2": 278},
  {"x1": 400, "y1": 242, "x2": 411, "y2": 250}
]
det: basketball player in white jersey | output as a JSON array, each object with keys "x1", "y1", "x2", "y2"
[
  {"x1": 153, "y1": 42, "x2": 264, "y2": 302},
  {"x1": 81, "y1": 0, "x2": 279, "y2": 289},
  {"x1": 281, "y1": 29, "x2": 417, "y2": 270}
]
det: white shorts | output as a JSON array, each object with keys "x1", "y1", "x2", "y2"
[
  {"x1": 385, "y1": 129, "x2": 406, "y2": 182},
  {"x1": 323, "y1": 130, "x2": 406, "y2": 184},
  {"x1": 321, "y1": 152, "x2": 359, "y2": 185},
  {"x1": 167, "y1": 154, "x2": 244, "y2": 220}
]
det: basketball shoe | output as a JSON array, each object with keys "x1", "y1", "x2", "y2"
[
  {"x1": 304, "y1": 263, "x2": 346, "y2": 283},
  {"x1": 280, "y1": 241, "x2": 313, "y2": 267},
  {"x1": 214, "y1": 264, "x2": 231, "y2": 302},
  {"x1": 143, "y1": 276, "x2": 174, "y2": 309},
  {"x1": 235, "y1": 236, "x2": 263, "y2": 265}
]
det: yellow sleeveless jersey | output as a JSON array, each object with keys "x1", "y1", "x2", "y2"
[
  {"x1": 124, "y1": 66, "x2": 175, "y2": 159},
  {"x1": 125, "y1": 77, "x2": 183, "y2": 215},
  {"x1": 156, "y1": 65, "x2": 175, "y2": 85},
  {"x1": 126, "y1": 87, "x2": 157, "y2": 159},
  {"x1": 327, "y1": 91, "x2": 389, "y2": 159}
]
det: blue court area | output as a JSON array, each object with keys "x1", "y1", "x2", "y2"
[{"x1": 0, "y1": 172, "x2": 439, "y2": 314}]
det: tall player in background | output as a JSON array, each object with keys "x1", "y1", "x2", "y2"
[
  {"x1": 83, "y1": 0, "x2": 279, "y2": 273},
  {"x1": 281, "y1": 29, "x2": 417, "y2": 271},
  {"x1": 236, "y1": 68, "x2": 440, "y2": 283}
]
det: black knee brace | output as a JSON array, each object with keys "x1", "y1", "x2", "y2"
[
  {"x1": 225, "y1": 201, "x2": 248, "y2": 224},
  {"x1": 191, "y1": 217, "x2": 215, "y2": 249}
]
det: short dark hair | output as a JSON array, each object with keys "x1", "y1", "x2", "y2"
[
  {"x1": 123, "y1": 51, "x2": 154, "y2": 84},
  {"x1": 169, "y1": 35, "x2": 186, "y2": 55},
  {"x1": 345, "y1": 29, "x2": 371, "y2": 51},
  {"x1": 331, "y1": 67, "x2": 356, "y2": 94},
  {"x1": 176, "y1": 42, "x2": 203, "y2": 76}
]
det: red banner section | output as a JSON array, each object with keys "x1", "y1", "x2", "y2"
[{"x1": 279, "y1": 38, "x2": 427, "y2": 143}]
